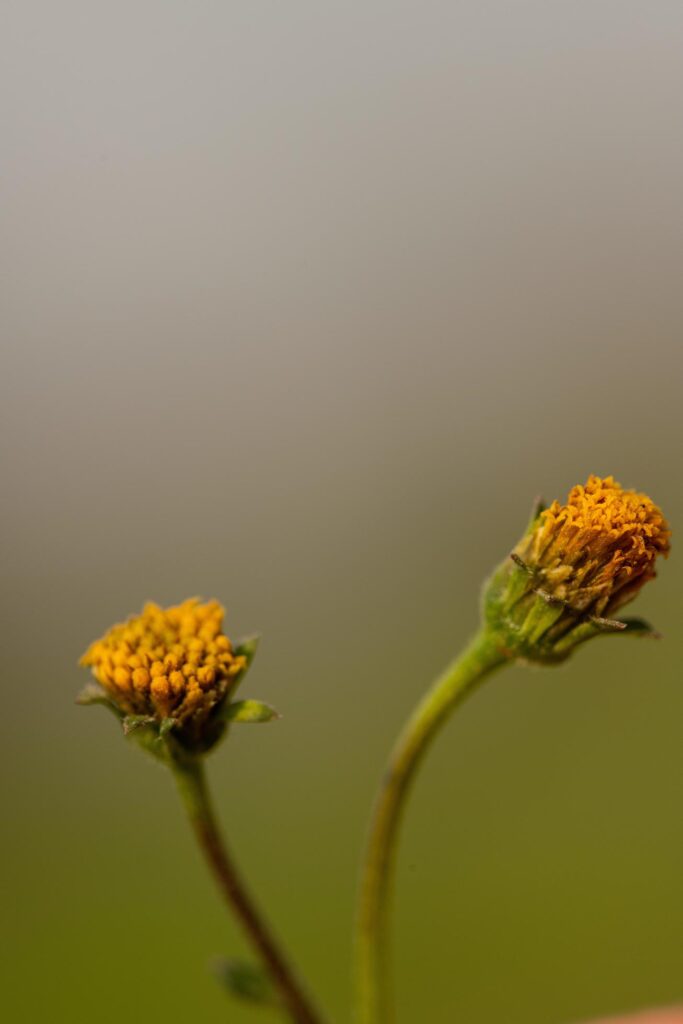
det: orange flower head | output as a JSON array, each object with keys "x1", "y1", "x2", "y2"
[
  {"x1": 517, "y1": 475, "x2": 670, "y2": 617},
  {"x1": 485, "y1": 476, "x2": 670, "y2": 663}
]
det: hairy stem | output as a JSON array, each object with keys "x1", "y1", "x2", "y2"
[
  {"x1": 172, "y1": 755, "x2": 324, "y2": 1024},
  {"x1": 354, "y1": 630, "x2": 507, "y2": 1024}
]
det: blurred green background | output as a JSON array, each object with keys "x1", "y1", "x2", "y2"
[{"x1": 3, "y1": 3, "x2": 682, "y2": 1022}]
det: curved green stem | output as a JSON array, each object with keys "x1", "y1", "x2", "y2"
[
  {"x1": 171, "y1": 755, "x2": 324, "y2": 1024},
  {"x1": 354, "y1": 630, "x2": 508, "y2": 1024}
]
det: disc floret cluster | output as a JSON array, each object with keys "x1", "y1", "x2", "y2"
[
  {"x1": 485, "y1": 475, "x2": 670, "y2": 663},
  {"x1": 518, "y1": 475, "x2": 670, "y2": 615},
  {"x1": 79, "y1": 598, "x2": 259, "y2": 753}
]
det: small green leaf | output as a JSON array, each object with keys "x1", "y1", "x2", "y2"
[
  {"x1": 212, "y1": 957, "x2": 275, "y2": 1005},
  {"x1": 76, "y1": 684, "x2": 123, "y2": 719},
  {"x1": 223, "y1": 699, "x2": 281, "y2": 724},
  {"x1": 618, "y1": 616, "x2": 661, "y2": 639}
]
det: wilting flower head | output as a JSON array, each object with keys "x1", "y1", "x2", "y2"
[
  {"x1": 484, "y1": 476, "x2": 670, "y2": 664},
  {"x1": 79, "y1": 598, "x2": 270, "y2": 755}
]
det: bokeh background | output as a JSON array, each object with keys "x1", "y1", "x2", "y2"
[{"x1": 3, "y1": 3, "x2": 682, "y2": 1022}]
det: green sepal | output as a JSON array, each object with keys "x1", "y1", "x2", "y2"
[
  {"x1": 76, "y1": 684, "x2": 123, "y2": 719},
  {"x1": 524, "y1": 495, "x2": 547, "y2": 533},
  {"x1": 613, "y1": 616, "x2": 661, "y2": 639},
  {"x1": 551, "y1": 614, "x2": 661, "y2": 658},
  {"x1": 122, "y1": 714, "x2": 155, "y2": 735},
  {"x1": 212, "y1": 957, "x2": 276, "y2": 1005},
  {"x1": 222, "y1": 699, "x2": 281, "y2": 724},
  {"x1": 551, "y1": 620, "x2": 602, "y2": 657},
  {"x1": 589, "y1": 615, "x2": 627, "y2": 631},
  {"x1": 159, "y1": 717, "x2": 178, "y2": 738},
  {"x1": 232, "y1": 634, "x2": 260, "y2": 685},
  {"x1": 122, "y1": 716, "x2": 170, "y2": 762}
]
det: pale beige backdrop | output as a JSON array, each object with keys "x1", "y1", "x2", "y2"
[{"x1": 2, "y1": 3, "x2": 682, "y2": 1022}]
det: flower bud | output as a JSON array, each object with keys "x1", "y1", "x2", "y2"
[
  {"x1": 79, "y1": 598, "x2": 262, "y2": 754},
  {"x1": 484, "y1": 476, "x2": 670, "y2": 664}
]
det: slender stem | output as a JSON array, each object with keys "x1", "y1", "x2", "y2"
[
  {"x1": 171, "y1": 755, "x2": 324, "y2": 1024},
  {"x1": 354, "y1": 630, "x2": 508, "y2": 1024}
]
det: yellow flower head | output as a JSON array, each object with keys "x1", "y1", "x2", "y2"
[
  {"x1": 80, "y1": 598, "x2": 247, "y2": 731},
  {"x1": 485, "y1": 476, "x2": 670, "y2": 663}
]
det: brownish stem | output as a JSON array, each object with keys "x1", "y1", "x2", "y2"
[{"x1": 172, "y1": 755, "x2": 324, "y2": 1024}]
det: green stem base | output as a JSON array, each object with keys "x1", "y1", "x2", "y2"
[{"x1": 354, "y1": 630, "x2": 507, "y2": 1024}]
